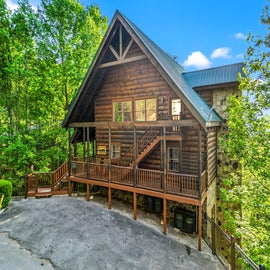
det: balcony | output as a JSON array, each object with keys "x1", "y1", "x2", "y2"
[{"x1": 69, "y1": 160, "x2": 207, "y2": 201}]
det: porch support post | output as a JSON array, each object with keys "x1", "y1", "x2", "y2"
[
  {"x1": 198, "y1": 204, "x2": 202, "y2": 251},
  {"x1": 108, "y1": 125, "x2": 111, "y2": 183},
  {"x1": 133, "y1": 192, "x2": 137, "y2": 220},
  {"x1": 163, "y1": 198, "x2": 167, "y2": 235},
  {"x1": 133, "y1": 126, "x2": 137, "y2": 187},
  {"x1": 83, "y1": 127, "x2": 86, "y2": 161},
  {"x1": 68, "y1": 127, "x2": 72, "y2": 196},
  {"x1": 163, "y1": 126, "x2": 167, "y2": 193},
  {"x1": 68, "y1": 127, "x2": 72, "y2": 177},
  {"x1": 198, "y1": 128, "x2": 202, "y2": 200},
  {"x1": 86, "y1": 127, "x2": 90, "y2": 179}
]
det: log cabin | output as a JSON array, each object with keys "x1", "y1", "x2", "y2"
[{"x1": 62, "y1": 10, "x2": 244, "y2": 251}]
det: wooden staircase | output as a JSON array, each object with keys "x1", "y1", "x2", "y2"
[
  {"x1": 130, "y1": 136, "x2": 162, "y2": 167},
  {"x1": 25, "y1": 161, "x2": 69, "y2": 198},
  {"x1": 119, "y1": 127, "x2": 160, "y2": 167}
]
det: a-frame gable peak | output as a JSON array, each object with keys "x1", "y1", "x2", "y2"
[{"x1": 99, "y1": 19, "x2": 146, "y2": 68}]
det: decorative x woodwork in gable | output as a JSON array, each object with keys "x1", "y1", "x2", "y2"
[{"x1": 99, "y1": 22, "x2": 146, "y2": 68}]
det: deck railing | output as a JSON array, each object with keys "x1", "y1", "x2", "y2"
[
  {"x1": 25, "y1": 161, "x2": 69, "y2": 197},
  {"x1": 70, "y1": 160, "x2": 205, "y2": 199}
]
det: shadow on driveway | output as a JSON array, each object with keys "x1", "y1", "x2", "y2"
[{"x1": 0, "y1": 197, "x2": 224, "y2": 270}]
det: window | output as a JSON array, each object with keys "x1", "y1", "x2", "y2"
[
  {"x1": 113, "y1": 101, "x2": 132, "y2": 122},
  {"x1": 135, "y1": 98, "x2": 156, "y2": 121},
  {"x1": 168, "y1": 147, "x2": 180, "y2": 171},
  {"x1": 171, "y1": 99, "x2": 181, "y2": 119},
  {"x1": 111, "y1": 144, "x2": 121, "y2": 159}
]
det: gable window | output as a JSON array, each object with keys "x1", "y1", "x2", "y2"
[
  {"x1": 171, "y1": 99, "x2": 181, "y2": 120},
  {"x1": 113, "y1": 101, "x2": 132, "y2": 122},
  {"x1": 168, "y1": 147, "x2": 180, "y2": 171},
  {"x1": 135, "y1": 98, "x2": 156, "y2": 121},
  {"x1": 111, "y1": 144, "x2": 121, "y2": 159}
]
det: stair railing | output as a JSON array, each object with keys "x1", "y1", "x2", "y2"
[{"x1": 119, "y1": 125, "x2": 160, "y2": 167}]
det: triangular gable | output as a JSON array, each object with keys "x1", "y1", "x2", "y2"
[{"x1": 63, "y1": 10, "x2": 226, "y2": 128}]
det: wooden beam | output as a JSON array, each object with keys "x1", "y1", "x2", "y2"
[
  {"x1": 99, "y1": 55, "x2": 147, "y2": 68},
  {"x1": 122, "y1": 38, "x2": 133, "y2": 59},
  {"x1": 119, "y1": 24, "x2": 123, "y2": 57},
  {"x1": 109, "y1": 45, "x2": 119, "y2": 60},
  {"x1": 69, "y1": 119, "x2": 198, "y2": 128},
  {"x1": 163, "y1": 198, "x2": 167, "y2": 235},
  {"x1": 68, "y1": 176, "x2": 202, "y2": 206}
]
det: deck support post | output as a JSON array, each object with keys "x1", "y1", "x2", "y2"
[
  {"x1": 108, "y1": 187, "x2": 112, "y2": 209},
  {"x1": 133, "y1": 192, "x2": 137, "y2": 220},
  {"x1": 86, "y1": 184, "x2": 90, "y2": 201},
  {"x1": 198, "y1": 204, "x2": 202, "y2": 251},
  {"x1": 163, "y1": 198, "x2": 167, "y2": 235}
]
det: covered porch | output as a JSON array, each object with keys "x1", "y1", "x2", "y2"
[{"x1": 67, "y1": 119, "x2": 208, "y2": 251}]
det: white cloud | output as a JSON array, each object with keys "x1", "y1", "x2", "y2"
[
  {"x1": 6, "y1": 0, "x2": 18, "y2": 10},
  {"x1": 234, "y1": 32, "x2": 247, "y2": 40},
  {"x1": 211, "y1": 47, "x2": 231, "y2": 59},
  {"x1": 236, "y1": 53, "x2": 244, "y2": 59},
  {"x1": 182, "y1": 51, "x2": 211, "y2": 69}
]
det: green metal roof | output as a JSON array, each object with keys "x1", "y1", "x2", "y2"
[
  {"x1": 118, "y1": 11, "x2": 222, "y2": 123},
  {"x1": 182, "y1": 62, "x2": 245, "y2": 88}
]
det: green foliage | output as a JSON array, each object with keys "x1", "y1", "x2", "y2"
[
  {"x1": 0, "y1": 0, "x2": 108, "y2": 194},
  {"x1": 220, "y1": 3, "x2": 270, "y2": 268},
  {"x1": 0, "y1": 180, "x2": 12, "y2": 208}
]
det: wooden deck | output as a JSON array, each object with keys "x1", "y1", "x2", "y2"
[{"x1": 70, "y1": 160, "x2": 207, "y2": 203}]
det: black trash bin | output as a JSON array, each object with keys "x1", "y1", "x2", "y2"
[{"x1": 174, "y1": 211, "x2": 184, "y2": 229}]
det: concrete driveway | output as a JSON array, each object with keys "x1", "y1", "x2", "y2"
[{"x1": 0, "y1": 196, "x2": 224, "y2": 270}]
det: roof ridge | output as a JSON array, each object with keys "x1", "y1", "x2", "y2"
[{"x1": 182, "y1": 62, "x2": 244, "y2": 75}]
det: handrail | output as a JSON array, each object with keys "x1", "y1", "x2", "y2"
[{"x1": 119, "y1": 126, "x2": 160, "y2": 166}]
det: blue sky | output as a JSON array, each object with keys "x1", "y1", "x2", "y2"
[{"x1": 6, "y1": 0, "x2": 268, "y2": 71}]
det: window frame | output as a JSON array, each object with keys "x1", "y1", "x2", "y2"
[
  {"x1": 113, "y1": 100, "x2": 132, "y2": 122},
  {"x1": 111, "y1": 143, "x2": 121, "y2": 159},
  {"x1": 135, "y1": 97, "x2": 157, "y2": 121},
  {"x1": 167, "y1": 146, "x2": 180, "y2": 172}
]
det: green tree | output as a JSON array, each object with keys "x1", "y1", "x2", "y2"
[
  {"x1": 0, "y1": 0, "x2": 108, "y2": 190},
  {"x1": 221, "y1": 3, "x2": 270, "y2": 267}
]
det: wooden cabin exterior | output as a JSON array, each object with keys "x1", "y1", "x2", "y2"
[{"x1": 62, "y1": 10, "x2": 244, "y2": 251}]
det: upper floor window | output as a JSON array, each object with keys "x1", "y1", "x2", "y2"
[
  {"x1": 171, "y1": 99, "x2": 181, "y2": 120},
  {"x1": 135, "y1": 98, "x2": 156, "y2": 121},
  {"x1": 113, "y1": 101, "x2": 132, "y2": 122}
]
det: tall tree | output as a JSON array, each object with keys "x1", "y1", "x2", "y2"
[
  {"x1": 221, "y1": 3, "x2": 270, "y2": 268},
  {"x1": 0, "y1": 0, "x2": 108, "y2": 182}
]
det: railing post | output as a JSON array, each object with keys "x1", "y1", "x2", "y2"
[
  {"x1": 211, "y1": 205, "x2": 216, "y2": 255},
  {"x1": 231, "y1": 235, "x2": 236, "y2": 270}
]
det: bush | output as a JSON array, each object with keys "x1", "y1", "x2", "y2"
[{"x1": 0, "y1": 180, "x2": 12, "y2": 208}]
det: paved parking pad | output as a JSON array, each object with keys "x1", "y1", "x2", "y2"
[{"x1": 0, "y1": 197, "x2": 224, "y2": 270}]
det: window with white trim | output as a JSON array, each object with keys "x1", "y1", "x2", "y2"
[{"x1": 111, "y1": 144, "x2": 121, "y2": 159}]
